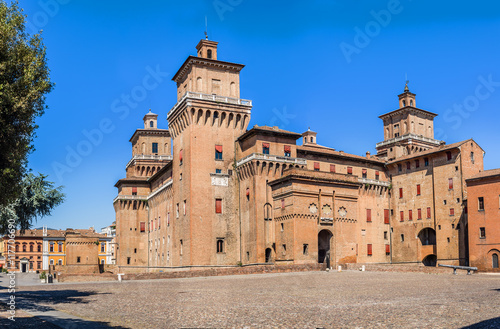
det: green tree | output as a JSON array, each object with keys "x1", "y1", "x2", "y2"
[
  {"x1": 0, "y1": 1, "x2": 53, "y2": 208},
  {"x1": 0, "y1": 173, "x2": 64, "y2": 234}
]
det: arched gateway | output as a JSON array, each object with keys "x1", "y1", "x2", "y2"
[{"x1": 318, "y1": 230, "x2": 333, "y2": 268}]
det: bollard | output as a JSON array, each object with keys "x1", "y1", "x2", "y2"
[
  {"x1": 117, "y1": 273, "x2": 125, "y2": 282},
  {"x1": 361, "y1": 265, "x2": 365, "y2": 272},
  {"x1": 337, "y1": 265, "x2": 342, "y2": 272}
]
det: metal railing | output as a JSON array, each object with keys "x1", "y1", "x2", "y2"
[
  {"x1": 358, "y1": 177, "x2": 391, "y2": 187},
  {"x1": 168, "y1": 91, "x2": 252, "y2": 118},
  {"x1": 376, "y1": 133, "x2": 442, "y2": 148},
  {"x1": 126, "y1": 154, "x2": 173, "y2": 168},
  {"x1": 237, "y1": 153, "x2": 307, "y2": 167}
]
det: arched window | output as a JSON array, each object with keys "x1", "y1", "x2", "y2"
[
  {"x1": 150, "y1": 120, "x2": 154, "y2": 127},
  {"x1": 22, "y1": 244, "x2": 26, "y2": 252},
  {"x1": 410, "y1": 100, "x2": 414, "y2": 106},
  {"x1": 50, "y1": 259, "x2": 54, "y2": 265},
  {"x1": 101, "y1": 259, "x2": 105, "y2": 265},
  {"x1": 37, "y1": 244, "x2": 41, "y2": 252},
  {"x1": 207, "y1": 49, "x2": 212, "y2": 59},
  {"x1": 402, "y1": 100, "x2": 406, "y2": 107},
  {"x1": 310, "y1": 137, "x2": 313, "y2": 143},
  {"x1": 216, "y1": 239, "x2": 224, "y2": 253},
  {"x1": 493, "y1": 253, "x2": 499, "y2": 268},
  {"x1": 58, "y1": 259, "x2": 62, "y2": 265},
  {"x1": 30, "y1": 244, "x2": 33, "y2": 252},
  {"x1": 197, "y1": 77, "x2": 202, "y2": 91},
  {"x1": 15, "y1": 244, "x2": 19, "y2": 252}
]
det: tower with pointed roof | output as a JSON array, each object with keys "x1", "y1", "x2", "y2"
[{"x1": 376, "y1": 83, "x2": 442, "y2": 160}]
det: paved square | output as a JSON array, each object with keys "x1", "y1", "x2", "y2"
[{"x1": 8, "y1": 271, "x2": 500, "y2": 328}]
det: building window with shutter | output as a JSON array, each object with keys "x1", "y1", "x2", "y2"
[
  {"x1": 58, "y1": 243, "x2": 63, "y2": 252},
  {"x1": 386, "y1": 244, "x2": 390, "y2": 255},
  {"x1": 427, "y1": 207, "x2": 431, "y2": 219},
  {"x1": 314, "y1": 162, "x2": 320, "y2": 171},
  {"x1": 284, "y1": 145, "x2": 291, "y2": 157},
  {"x1": 330, "y1": 164, "x2": 336, "y2": 173},
  {"x1": 450, "y1": 208, "x2": 454, "y2": 216},
  {"x1": 262, "y1": 143, "x2": 270, "y2": 154},
  {"x1": 384, "y1": 209, "x2": 389, "y2": 224},
  {"x1": 367, "y1": 244, "x2": 373, "y2": 256},
  {"x1": 215, "y1": 199, "x2": 222, "y2": 214},
  {"x1": 448, "y1": 178, "x2": 453, "y2": 190},
  {"x1": 347, "y1": 167, "x2": 353, "y2": 174},
  {"x1": 417, "y1": 209, "x2": 422, "y2": 220},
  {"x1": 215, "y1": 145, "x2": 223, "y2": 160},
  {"x1": 49, "y1": 242, "x2": 54, "y2": 252},
  {"x1": 140, "y1": 222, "x2": 145, "y2": 232},
  {"x1": 478, "y1": 197, "x2": 484, "y2": 210},
  {"x1": 480, "y1": 227, "x2": 486, "y2": 239},
  {"x1": 366, "y1": 209, "x2": 372, "y2": 222},
  {"x1": 375, "y1": 171, "x2": 379, "y2": 180},
  {"x1": 406, "y1": 162, "x2": 411, "y2": 170},
  {"x1": 446, "y1": 151, "x2": 452, "y2": 161},
  {"x1": 179, "y1": 149, "x2": 183, "y2": 165},
  {"x1": 362, "y1": 169, "x2": 367, "y2": 178},
  {"x1": 132, "y1": 187, "x2": 137, "y2": 196},
  {"x1": 101, "y1": 243, "x2": 105, "y2": 253},
  {"x1": 416, "y1": 184, "x2": 421, "y2": 196},
  {"x1": 409, "y1": 210, "x2": 413, "y2": 221},
  {"x1": 281, "y1": 199, "x2": 285, "y2": 209},
  {"x1": 152, "y1": 143, "x2": 158, "y2": 154},
  {"x1": 400, "y1": 211, "x2": 404, "y2": 222},
  {"x1": 399, "y1": 188, "x2": 403, "y2": 199}
]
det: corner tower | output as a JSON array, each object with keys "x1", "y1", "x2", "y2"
[
  {"x1": 167, "y1": 39, "x2": 252, "y2": 266},
  {"x1": 376, "y1": 83, "x2": 442, "y2": 160}
]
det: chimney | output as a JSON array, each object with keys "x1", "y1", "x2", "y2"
[{"x1": 366, "y1": 151, "x2": 371, "y2": 158}]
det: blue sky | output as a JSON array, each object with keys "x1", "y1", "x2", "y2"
[{"x1": 20, "y1": 0, "x2": 500, "y2": 230}]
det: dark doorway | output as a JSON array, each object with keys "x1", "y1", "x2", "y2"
[
  {"x1": 265, "y1": 248, "x2": 272, "y2": 263},
  {"x1": 318, "y1": 230, "x2": 333, "y2": 267},
  {"x1": 21, "y1": 263, "x2": 27, "y2": 273},
  {"x1": 418, "y1": 228, "x2": 436, "y2": 245},
  {"x1": 422, "y1": 254, "x2": 437, "y2": 267},
  {"x1": 493, "y1": 253, "x2": 499, "y2": 269}
]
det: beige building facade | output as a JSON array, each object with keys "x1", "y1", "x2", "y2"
[{"x1": 114, "y1": 39, "x2": 493, "y2": 271}]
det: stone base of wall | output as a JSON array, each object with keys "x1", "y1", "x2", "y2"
[
  {"x1": 341, "y1": 263, "x2": 466, "y2": 274},
  {"x1": 58, "y1": 263, "x2": 325, "y2": 282}
]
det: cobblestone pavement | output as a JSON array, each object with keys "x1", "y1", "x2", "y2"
[{"x1": 10, "y1": 271, "x2": 500, "y2": 328}]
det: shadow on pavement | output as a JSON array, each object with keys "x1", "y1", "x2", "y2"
[
  {"x1": 0, "y1": 314, "x2": 129, "y2": 328},
  {"x1": 462, "y1": 316, "x2": 500, "y2": 329}
]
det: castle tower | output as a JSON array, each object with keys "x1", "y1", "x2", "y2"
[
  {"x1": 167, "y1": 39, "x2": 252, "y2": 266},
  {"x1": 376, "y1": 83, "x2": 442, "y2": 160},
  {"x1": 302, "y1": 128, "x2": 317, "y2": 145},
  {"x1": 114, "y1": 109, "x2": 172, "y2": 267}
]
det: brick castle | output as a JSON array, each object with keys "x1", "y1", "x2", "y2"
[{"x1": 113, "y1": 39, "x2": 500, "y2": 272}]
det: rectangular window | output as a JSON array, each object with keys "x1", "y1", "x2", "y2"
[
  {"x1": 101, "y1": 243, "x2": 105, "y2": 253},
  {"x1": 400, "y1": 211, "x2": 404, "y2": 222},
  {"x1": 417, "y1": 184, "x2": 421, "y2": 196},
  {"x1": 448, "y1": 178, "x2": 453, "y2": 190},
  {"x1": 49, "y1": 243, "x2": 54, "y2": 252},
  {"x1": 176, "y1": 203, "x2": 179, "y2": 218},
  {"x1": 303, "y1": 244, "x2": 308, "y2": 255},
  {"x1": 183, "y1": 200, "x2": 186, "y2": 215},
  {"x1": 281, "y1": 199, "x2": 285, "y2": 209},
  {"x1": 398, "y1": 164, "x2": 402, "y2": 172},
  {"x1": 401, "y1": 234, "x2": 405, "y2": 242},
  {"x1": 330, "y1": 164, "x2": 336, "y2": 173},
  {"x1": 424, "y1": 158, "x2": 429, "y2": 166},
  {"x1": 367, "y1": 244, "x2": 373, "y2": 256},
  {"x1": 406, "y1": 162, "x2": 411, "y2": 170},
  {"x1": 415, "y1": 160, "x2": 420, "y2": 168},
  {"x1": 132, "y1": 187, "x2": 137, "y2": 196},
  {"x1": 152, "y1": 142, "x2": 158, "y2": 154},
  {"x1": 140, "y1": 222, "x2": 145, "y2": 232},
  {"x1": 314, "y1": 162, "x2": 320, "y2": 171},
  {"x1": 179, "y1": 149, "x2": 183, "y2": 165},
  {"x1": 215, "y1": 169, "x2": 222, "y2": 173},
  {"x1": 384, "y1": 209, "x2": 389, "y2": 224},
  {"x1": 366, "y1": 209, "x2": 372, "y2": 222},
  {"x1": 478, "y1": 197, "x2": 484, "y2": 210},
  {"x1": 215, "y1": 145, "x2": 223, "y2": 160},
  {"x1": 375, "y1": 171, "x2": 379, "y2": 180},
  {"x1": 347, "y1": 167, "x2": 353, "y2": 174},
  {"x1": 446, "y1": 151, "x2": 452, "y2": 161},
  {"x1": 450, "y1": 208, "x2": 454, "y2": 216},
  {"x1": 408, "y1": 210, "x2": 413, "y2": 221},
  {"x1": 399, "y1": 188, "x2": 403, "y2": 199},
  {"x1": 471, "y1": 151, "x2": 474, "y2": 163},
  {"x1": 427, "y1": 207, "x2": 431, "y2": 219},
  {"x1": 216, "y1": 239, "x2": 224, "y2": 253},
  {"x1": 284, "y1": 145, "x2": 291, "y2": 157},
  {"x1": 262, "y1": 142, "x2": 270, "y2": 154},
  {"x1": 215, "y1": 199, "x2": 222, "y2": 214},
  {"x1": 384, "y1": 231, "x2": 388, "y2": 239},
  {"x1": 385, "y1": 244, "x2": 390, "y2": 255},
  {"x1": 282, "y1": 244, "x2": 286, "y2": 255},
  {"x1": 362, "y1": 169, "x2": 367, "y2": 178},
  {"x1": 417, "y1": 208, "x2": 422, "y2": 220},
  {"x1": 58, "y1": 243, "x2": 62, "y2": 252},
  {"x1": 479, "y1": 227, "x2": 486, "y2": 238},
  {"x1": 77, "y1": 256, "x2": 81, "y2": 263}
]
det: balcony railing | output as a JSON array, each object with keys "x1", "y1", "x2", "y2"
[
  {"x1": 358, "y1": 177, "x2": 391, "y2": 187},
  {"x1": 168, "y1": 91, "x2": 252, "y2": 118},
  {"x1": 237, "y1": 153, "x2": 307, "y2": 167},
  {"x1": 126, "y1": 154, "x2": 173, "y2": 168},
  {"x1": 113, "y1": 195, "x2": 148, "y2": 203},
  {"x1": 376, "y1": 133, "x2": 442, "y2": 148}
]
